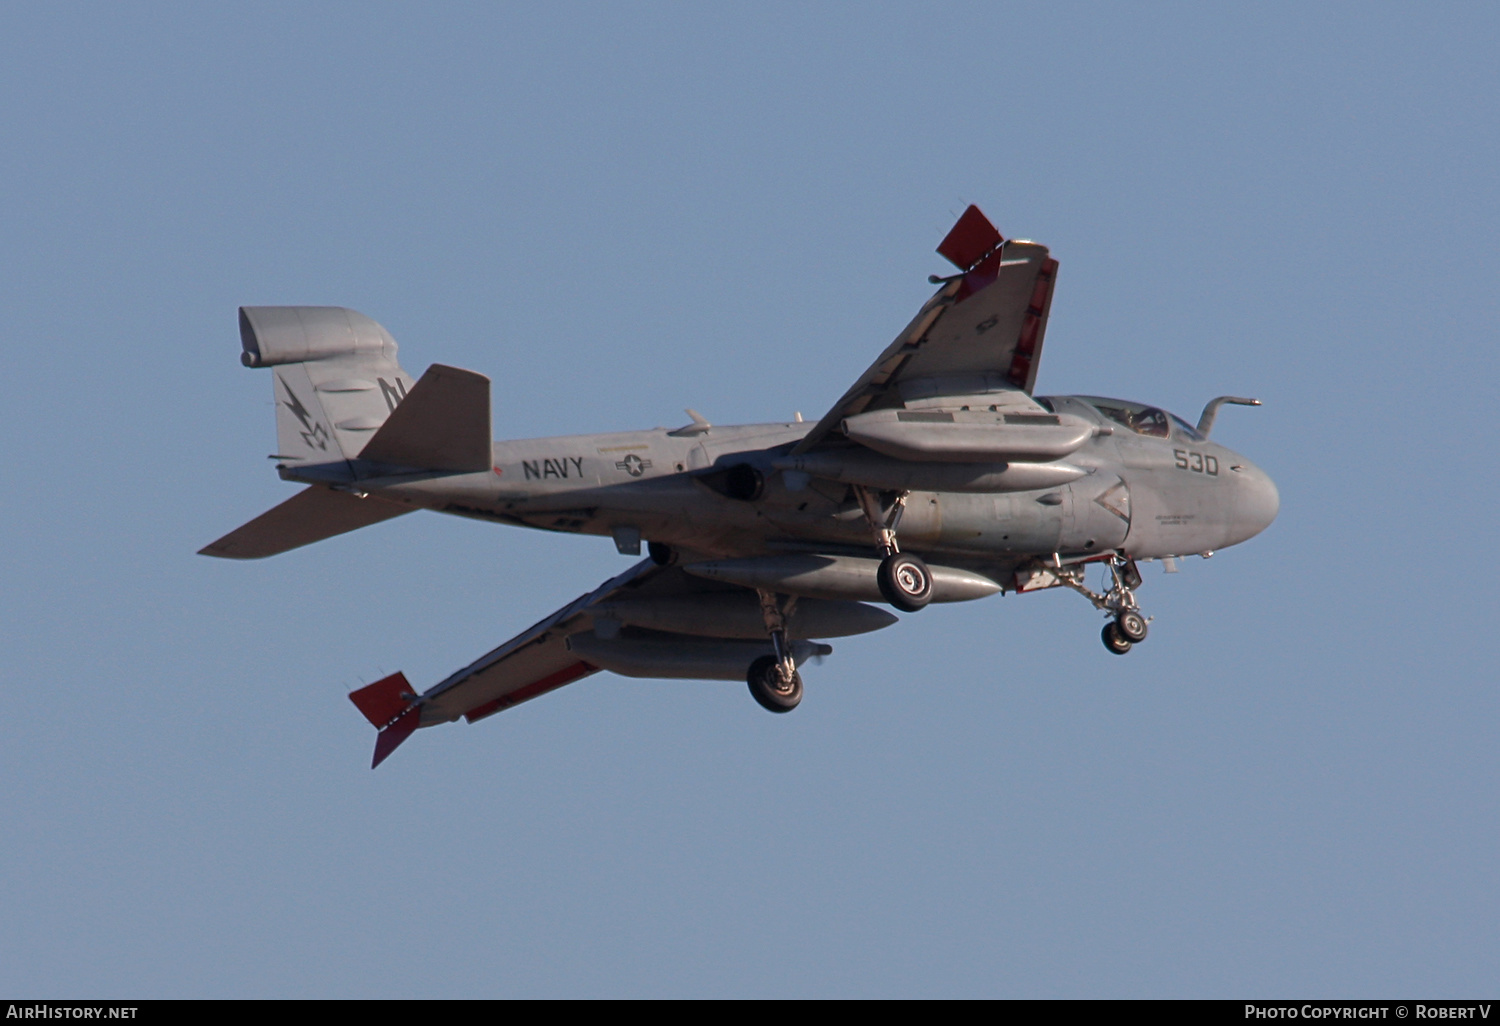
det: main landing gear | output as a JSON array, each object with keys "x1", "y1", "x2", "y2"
[
  {"x1": 854, "y1": 485, "x2": 932, "y2": 612},
  {"x1": 749, "y1": 589, "x2": 803, "y2": 712},
  {"x1": 1056, "y1": 555, "x2": 1151, "y2": 656}
]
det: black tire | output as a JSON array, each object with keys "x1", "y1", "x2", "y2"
[
  {"x1": 877, "y1": 552, "x2": 933, "y2": 612},
  {"x1": 1102, "y1": 622, "x2": 1132, "y2": 655},
  {"x1": 747, "y1": 654, "x2": 803, "y2": 713},
  {"x1": 1116, "y1": 610, "x2": 1148, "y2": 643},
  {"x1": 648, "y1": 540, "x2": 674, "y2": 566}
]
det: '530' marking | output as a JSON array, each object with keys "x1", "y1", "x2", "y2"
[{"x1": 1174, "y1": 449, "x2": 1219, "y2": 475}]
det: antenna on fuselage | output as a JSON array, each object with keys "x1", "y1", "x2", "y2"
[
  {"x1": 1196, "y1": 396, "x2": 1262, "y2": 438},
  {"x1": 668, "y1": 409, "x2": 712, "y2": 437}
]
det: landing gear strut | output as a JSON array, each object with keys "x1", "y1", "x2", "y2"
[
  {"x1": 748, "y1": 589, "x2": 802, "y2": 712},
  {"x1": 853, "y1": 485, "x2": 931, "y2": 612},
  {"x1": 1055, "y1": 555, "x2": 1150, "y2": 655}
]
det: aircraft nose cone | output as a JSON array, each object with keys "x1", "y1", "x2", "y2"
[{"x1": 1232, "y1": 461, "x2": 1280, "y2": 543}]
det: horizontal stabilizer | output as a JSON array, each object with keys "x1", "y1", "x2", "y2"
[
  {"x1": 358, "y1": 363, "x2": 492, "y2": 472},
  {"x1": 198, "y1": 486, "x2": 411, "y2": 559},
  {"x1": 349, "y1": 671, "x2": 415, "y2": 728}
]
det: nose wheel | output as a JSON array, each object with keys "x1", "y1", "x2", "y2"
[
  {"x1": 1102, "y1": 609, "x2": 1148, "y2": 655},
  {"x1": 1115, "y1": 609, "x2": 1148, "y2": 643},
  {"x1": 1047, "y1": 555, "x2": 1153, "y2": 654},
  {"x1": 1094, "y1": 558, "x2": 1150, "y2": 654}
]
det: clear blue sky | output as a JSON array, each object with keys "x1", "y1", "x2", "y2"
[{"x1": 2, "y1": 3, "x2": 1496, "y2": 997}]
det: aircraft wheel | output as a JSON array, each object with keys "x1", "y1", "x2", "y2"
[
  {"x1": 1116, "y1": 610, "x2": 1148, "y2": 643},
  {"x1": 877, "y1": 553, "x2": 933, "y2": 612},
  {"x1": 1102, "y1": 622, "x2": 1133, "y2": 655},
  {"x1": 747, "y1": 655, "x2": 803, "y2": 713}
]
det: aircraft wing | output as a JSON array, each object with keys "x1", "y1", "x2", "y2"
[
  {"x1": 794, "y1": 206, "x2": 1058, "y2": 454},
  {"x1": 348, "y1": 559, "x2": 784, "y2": 767},
  {"x1": 415, "y1": 563, "x2": 656, "y2": 726}
]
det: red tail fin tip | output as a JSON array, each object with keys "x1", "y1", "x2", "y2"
[
  {"x1": 349, "y1": 672, "x2": 414, "y2": 728},
  {"x1": 936, "y1": 205, "x2": 1004, "y2": 271}
]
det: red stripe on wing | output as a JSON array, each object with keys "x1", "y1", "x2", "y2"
[
  {"x1": 1006, "y1": 257, "x2": 1058, "y2": 389},
  {"x1": 463, "y1": 661, "x2": 598, "y2": 724}
]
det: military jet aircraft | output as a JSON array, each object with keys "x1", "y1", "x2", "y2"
[{"x1": 202, "y1": 206, "x2": 1278, "y2": 767}]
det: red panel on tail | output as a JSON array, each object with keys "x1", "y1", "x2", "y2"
[
  {"x1": 371, "y1": 705, "x2": 421, "y2": 769},
  {"x1": 936, "y1": 205, "x2": 1003, "y2": 270},
  {"x1": 349, "y1": 671, "x2": 413, "y2": 728}
]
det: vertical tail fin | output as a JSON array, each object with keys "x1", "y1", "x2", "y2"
[
  {"x1": 239, "y1": 307, "x2": 417, "y2": 467},
  {"x1": 357, "y1": 363, "x2": 492, "y2": 472},
  {"x1": 201, "y1": 308, "x2": 494, "y2": 560}
]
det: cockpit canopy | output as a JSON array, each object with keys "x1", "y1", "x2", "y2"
[{"x1": 1043, "y1": 396, "x2": 1204, "y2": 442}]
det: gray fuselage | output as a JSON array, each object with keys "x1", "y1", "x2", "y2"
[{"x1": 291, "y1": 394, "x2": 1278, "y2": 584}]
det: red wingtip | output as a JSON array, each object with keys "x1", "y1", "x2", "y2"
[
  {"x1": 372, "y1": 706, "x2": 421, "y2": 769},
  {"x1": 936, "y1": 205, "x2": 1003, "y2": 270},
  {"x1": 349, "y1": 672, "x2": 413, "y2": 728}
]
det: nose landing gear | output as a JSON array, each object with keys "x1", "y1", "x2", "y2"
[
  {"x1": 1054, "y1": 555, "x2": 1151, "y2": 655},
  {"x1": 1115, "y1": 609, "x2": 1148, "y2": 643}
]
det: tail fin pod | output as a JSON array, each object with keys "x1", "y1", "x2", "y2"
[{"x1": 239, "y1": 306, "x2": 416, "y2": 465}]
